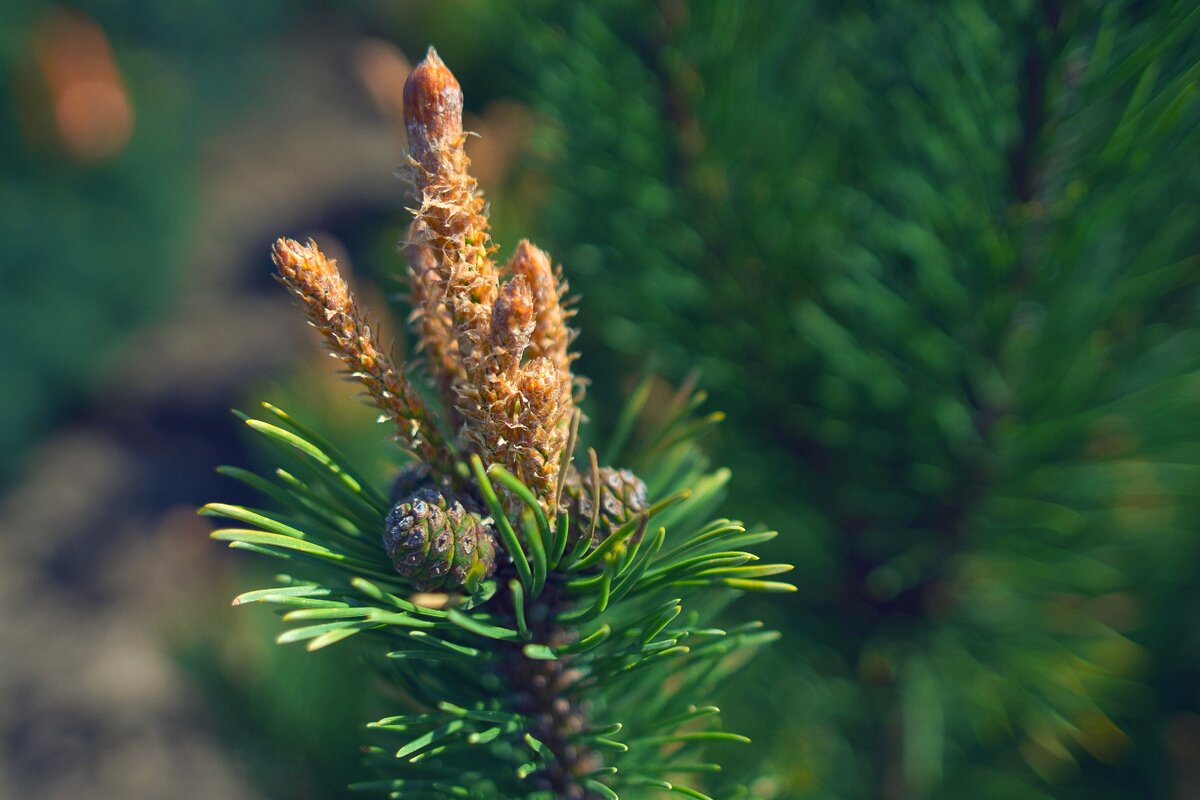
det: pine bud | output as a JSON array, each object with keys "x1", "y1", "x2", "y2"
[
  {"x1": 508, "y1": 240, "x2": 576, "y2": 381},
  {"x1": 489, "y1": 274, "x2": 535, "y2": 370},
  {"x1": 403, "y1": 46, "x2": 463, "y2": 173},
  {"x1": 384, "y1": 486, "x2": 497, "y2": 592},
  {"x1": 561, "y1": 465, "x2": 649, "y2": 549}
]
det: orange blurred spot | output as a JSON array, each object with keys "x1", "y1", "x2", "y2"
[
  {"x1": 32, "y1": 8, "x2": 133, "y2": 162},
  {"x1": 354, "y1": 38, "x2": 412, "y2": 121},
  {"x1": 1071, "y1": 710, "x2": 1131, "y2": 764}
]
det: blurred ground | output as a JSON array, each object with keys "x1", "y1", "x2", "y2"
[{"x1": 0, "y1": 31, "x2": 403, "y2": 799}]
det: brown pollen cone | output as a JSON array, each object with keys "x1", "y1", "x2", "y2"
[
  {"x1": 507, "y1": 240, "x2": 579, "y2": 390},
  {"x1": 272, "y1": 237, "x2": 451, "y2": 473},
  {"x1": 455, "y1": 274, "x2": 537, "y2": 515},
  {"x1": 403, "y1": 48, "x2": 577, "y2": 517},
  {"x1": 514, "y1": 356, "x2": 572, "y2": 517},
  {"x1": 403, "y1": 224, "x2": 463, "y2": 429},
  {"x1": 403, "y1": 47, "x2": 500, "y2": 453},
  {"x1": 403, "y1": 46, "x2": 498, "y2": 345}
]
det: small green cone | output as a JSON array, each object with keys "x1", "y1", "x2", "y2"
[
  {"x1": 562, "y1": 465, "x2": 649, "y2": 549},
  {"x1": 384, "y1": 487, "x2": 497, "y2": 592}
]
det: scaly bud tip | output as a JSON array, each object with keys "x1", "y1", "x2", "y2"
[{"x1": 403, "y1": 46, "x2": 463, "y2": 165}]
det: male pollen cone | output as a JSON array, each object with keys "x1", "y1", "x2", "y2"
[{"x1": 403, "y1": 46, "x2": 463, "y2": 170}]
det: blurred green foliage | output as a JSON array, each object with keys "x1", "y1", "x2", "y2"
[
  {"x1": 0, "y1": 0, "x2": 290, "y2": 484},
  {"x1": 175, "y1": 586, "x2": 377, "y2": 800},
  {"x1": 508, "y1": 1, "x2": 1200, "y2": 797}
]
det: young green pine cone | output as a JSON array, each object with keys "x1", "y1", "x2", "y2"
[
  {"x1": 561, "y1": 465, "x2": 649, "y2": 549},
  {"x1": 384, "y1": 487, "x2": 497, "y2": 592}
]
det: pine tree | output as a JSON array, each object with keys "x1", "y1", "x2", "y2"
[
  {"x1": 508, "y1": 2, "x2": 1200, "y2": 797},
  {"x1": 206, "y1": 49, "x2": 794, "y2": 799}
]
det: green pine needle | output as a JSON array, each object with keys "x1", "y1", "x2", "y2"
[{"x1": 208, "y1": 382, "x2": 789, "y2": 797}]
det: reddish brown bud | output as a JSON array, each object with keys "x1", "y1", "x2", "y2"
[
  {"x1": 271, "y1": 236, "x2": 306, "y2": 270},
  {"x1": 507, "y1": 239, "x2": 577, "y2": 394},
  {"x1": 399, "y1": 50, "x2": 573, "y2": 520},
  {"x1": 403, "y1": 46, "x2": 463, "y2": 170},
  {"x1": 491, "y1": 275, "x2": 535, "y2": 363},
  {"x1": 272, "y1": 237, "x2": 349, "y2": 307},
  {"x1": 485, "y1": 276, "x2": 535, "y2": 381},
  {"x1": 509, "y1": 240, "x2": 550, "y2": 279}
]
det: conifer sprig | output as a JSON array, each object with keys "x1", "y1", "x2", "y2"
[
  {"x1": 210, "y1": 46, "x2": 793, "y2": 799},
  {"x1": 209, "y1": 392, "x2": 792, "y2": 798}
]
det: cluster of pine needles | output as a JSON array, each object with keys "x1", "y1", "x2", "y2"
[{"x1": 203, "y1": 48, "x2": 793, "y2": 800}]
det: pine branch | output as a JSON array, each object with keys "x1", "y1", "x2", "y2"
[
  {"x1": 208, "y1": 393, "x2": 792, "y2": 798},
  {"x1": 208, "y1": 45, "x2": 793, "y2": 799}
]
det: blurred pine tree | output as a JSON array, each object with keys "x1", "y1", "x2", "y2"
[{"x1": 508, "y1": 1, "x2": 1200, "y2": 797}]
